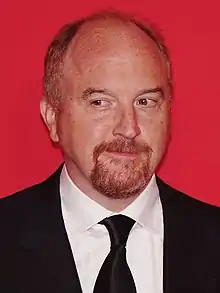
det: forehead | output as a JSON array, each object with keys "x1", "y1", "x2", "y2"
[{"x1": 64, "y1": 19, "x2": 168, "y2": 89}]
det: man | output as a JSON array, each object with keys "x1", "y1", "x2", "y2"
[{"x1": 0, "y1": 10, "x2": 220, "y2": 293}]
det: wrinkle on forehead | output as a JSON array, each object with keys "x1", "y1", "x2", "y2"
[{"x1": 62, "y1": 19, "x2": 168, "y2": 93}]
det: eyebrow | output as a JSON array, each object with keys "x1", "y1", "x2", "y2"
[
  {"x1": 80, "y1": 86, "x2": 164, "y2": 100},
  {"x1": 81, "y1": 87, "x2": 116, "y2": 100},
  {"x1": 135, "y1": 87, "x2": 164, "y2": 98}
]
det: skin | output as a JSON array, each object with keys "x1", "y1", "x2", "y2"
[{"x1": 40, "y1": 18, "x2": 171, "y2": 212}]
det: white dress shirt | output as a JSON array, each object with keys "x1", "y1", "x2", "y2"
[{"x1": 60, "y1": 165, "x2": 164, "y2": 293}]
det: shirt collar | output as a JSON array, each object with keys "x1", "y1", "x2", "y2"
[{"x1": 60, "y1": 165, "x2": 162, "y2": 236}]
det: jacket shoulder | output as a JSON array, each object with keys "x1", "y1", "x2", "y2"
[
  {"x1": 0, "y1": 166, "x2": 62, "y2": 245},
  {"x1": 0, "y1": 165, "x2": 62, "y2": 211},
  {"x1": 0, "y1": 178, "x2": 49, "y2": 214},
  {"x1": 157, "y1": 176, "x2": 220, "y2": 223}
]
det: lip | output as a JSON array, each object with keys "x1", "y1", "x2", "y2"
[{"x1": 105, "y1": 151, "x2": 138, "y2": 159}]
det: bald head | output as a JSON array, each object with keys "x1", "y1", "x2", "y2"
[{"x1": 43, "y1": 11, "x2": 172, "y2": 109}]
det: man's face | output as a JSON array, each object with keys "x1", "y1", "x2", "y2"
[{"x1": 42, "y1": 20, "x2": 171, "y2": 199}]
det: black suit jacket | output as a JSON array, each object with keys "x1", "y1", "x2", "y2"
[{"x1": 0, "y1": 165, "x2": 220, "y2": 293}]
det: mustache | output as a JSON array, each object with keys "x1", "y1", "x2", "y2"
[{"x1": 93, "y1": 139, "x2": 152, "y2": 161}]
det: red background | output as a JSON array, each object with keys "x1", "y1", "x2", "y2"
[{"x1": 1, "y1": 0, "x2": 220, "y2": 206}]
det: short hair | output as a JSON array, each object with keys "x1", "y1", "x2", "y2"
[{"x1": 43, "y1": 10, "x2": 172, "y2": 109}]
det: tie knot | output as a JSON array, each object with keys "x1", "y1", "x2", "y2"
[{"x1": 99, "y1": 215, "x2": 135, "y2": 247}]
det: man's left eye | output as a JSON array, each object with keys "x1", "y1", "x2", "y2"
[{"x1": 136, "y1": 98, "x2": 156, "y2": 107}]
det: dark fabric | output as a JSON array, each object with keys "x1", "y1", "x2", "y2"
[
  {"x1": 93, "y1": 215, "x2": 136, "y2": 293},
  {"x1": 0, "y1": 164, "x2": 220, "y2": 293}
]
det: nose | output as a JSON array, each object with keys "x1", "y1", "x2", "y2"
[{"x1": 113, "y1": 107, "x2": 141, "y2": 139}]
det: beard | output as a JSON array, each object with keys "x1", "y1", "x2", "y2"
[{"x1": 90, "y1": 138, "x2": 153, "y2": 199}]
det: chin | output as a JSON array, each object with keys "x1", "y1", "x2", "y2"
[
  {"x1": 94, "y1": 177, "x2": 148, "y2": 200},
  {"x1": 91, "y1": 164, "x2": 150, "y2": 199}
]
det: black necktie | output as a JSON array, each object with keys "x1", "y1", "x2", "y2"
[{"x1": 93, "y1": 215, "x2": 137, "y2": 293}]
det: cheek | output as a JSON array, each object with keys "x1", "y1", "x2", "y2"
[
  {"x1": 151, "y1": 118, "x2": 170, "y2": 158},
  {"x1": 140, "y1": 111, "x2": 170, "y2": 146},
  {"x1": 58, "y1": 109, "x2": 114, "y2": 156},
  {"x1": 70, "y1": 117, "x2": 115, "y2": 171},
  {"x1": 74, "y1": 117, "x2": 112, "y2": 144},
  {"x1": 73, "y1": 105, "x2": 116, "y2": 140},
  {"x1": 140, "y1": 117, "x2": 169, "y2": 171}
]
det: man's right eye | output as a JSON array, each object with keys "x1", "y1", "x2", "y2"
[
  {"x1": 91, "y1": 100, "x2": 102, "y2": 106},
  {"x1": 90, "y1": 99, "x2": 110, "y2": 108}
]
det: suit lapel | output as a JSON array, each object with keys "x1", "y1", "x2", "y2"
[
  {"x1": 16, "y1": 165, "x2": 83, "y2": 293},
  {"x1": 157, "y1": 177, "x2": 200, "y2": 293},
  {"x1": 157, "y1": 177, "x2": 195, "y2": 293},
  {"x1": 157, "y1": 177, "x2": 178, "y2": 293},
  {"x1": 156, "y1": 177, "x2": 219, "y2": 293}
]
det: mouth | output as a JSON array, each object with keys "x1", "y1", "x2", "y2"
[{"x1": 104, "y1": 151, "x2": 138, "y2": 160}]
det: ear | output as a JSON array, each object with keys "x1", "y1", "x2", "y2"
[{"x1": 40, "y1": 97, "x2": 59, "y2": 143}]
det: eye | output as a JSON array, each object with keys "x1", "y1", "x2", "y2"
[
  {"x1": 90, "y1": 99, "x2": 111, "y2": 108},
  {"x1": 136, "y1": 97, "x2": 157, "y2": 108}
]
